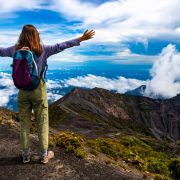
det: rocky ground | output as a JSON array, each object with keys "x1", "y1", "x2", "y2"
[{"x1": 0, "y1": 120, "x2": 144, "y2": 180}]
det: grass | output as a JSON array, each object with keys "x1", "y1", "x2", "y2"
[{"x1": 49, "y1": 130, "x2": 179, "y2": 179}]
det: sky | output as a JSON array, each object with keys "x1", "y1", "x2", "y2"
[
  {"x1": 0, "y1": 0, "x2": 180, "y2": 63},
  {"x1": 0, "y1": 0, "x2": 180, "y2": 108}
]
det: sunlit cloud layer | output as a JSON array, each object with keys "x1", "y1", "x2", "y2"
[
  {"x1": 64, "y1": 74, "x2": 145, "y2": 93},
  {"x1": 64, "y1": 44, "x2": 180, "y2": 98}
]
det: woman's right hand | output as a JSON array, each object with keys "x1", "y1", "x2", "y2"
[{"x1": 78, "y1": 29, "x2": 95, "y2": 42}]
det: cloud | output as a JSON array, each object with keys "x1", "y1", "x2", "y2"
[
  {"x1": 1, "y1": 0, "x2": 179, "y2": 64},
  {"x1": 51, "y1": 0, "x2": 180, "y2": 43},
  {"x1": 0, "y1": 43, "x2": 179, "y2": 108},
  {"x1": 144, "y1": 44, "x2": 180, "y2": 98},
  {"x1": 42, "y1": 79, "x2": 64, "y2": 101},
  {"x1": 0, "y1": 72, "x2": 64, "y2": 106},
  {"x1": 50, "y1": 0, "x2": 95, "y2": 21},
  {"x1": 0, "y1": 0, "x2": 44, "y2": 14},
  {"x1": 0, "y1": 0, "x2": 180, "y2": 63},
  {"x1": 64, "y1": 74, "x2": 145, "y2": 93},
  {"x1": 114, "y1": 48, "x2": 156, "y2": 64},
  {"x1": 48, "y1": 51, "x2": 88, "y2": 62},
  {"x1": 46, "y1": 79, "x2": 62, "y2": 89},
  {"x1": 0, "y1": 72, "x2": 17, "y2": 106},
  {"x1": 47, "y1": 92, "x2": 63, "y2": 101},
  {"x1": 64, "y1": 44, "x2": 180, "y2": 98},
  {"x1": 0, "y1": 29, "x2": 20, "y2": 46}
]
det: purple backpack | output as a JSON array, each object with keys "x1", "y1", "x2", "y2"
[{"x1": 12, "y1": 48, "x2": 47, "y2": 90}]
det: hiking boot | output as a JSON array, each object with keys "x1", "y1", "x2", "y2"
[
  {"x1": 22, "y1": 152, "x2": 31, "y2": 163},
  {"x1": 40, "y1": 150, "x2": 54, "y2": 164}
]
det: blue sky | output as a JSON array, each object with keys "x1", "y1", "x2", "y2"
[{"x1": 0, "y1": 0, "x2": 180, "y2": 64}]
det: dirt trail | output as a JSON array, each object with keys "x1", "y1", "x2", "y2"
[{"x1": 0, "y1": 123, "x2": 144, "y2": 180}]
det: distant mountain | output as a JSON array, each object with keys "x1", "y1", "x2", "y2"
[
  {"x1": 49, "y1": 87, "x2": 180, "y2": 141},
  {"x1": 125, "y1": 85, "x2": 173, "y2": 99},
  {"x1": 126, "y1": 85, "x2": 146, "y2": 96}
]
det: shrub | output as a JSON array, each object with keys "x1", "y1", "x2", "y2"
[
  {"x1": 87, "y1": 136, "x2": 171, "y2": 177},
  {"x1": 146, "y1": 157, "x2": 170, "y2": 176},
  {"x1": 169, "y1": 158, "x2": 180, "y2": 179},
  {"x1": 49, "y1": 130, "x2": 178, "y2": 179},
  {"x1": 49, "y1": 130, "x2": 87, "y2": 158}
]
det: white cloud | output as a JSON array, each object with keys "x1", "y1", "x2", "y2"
[
  {"x1": 42, "y1": 79, "x2": 64, "y2": 101},
  {"x1": 0, "y1": 0, "x2": 44, "y2": 14},
  {"x1": 47, "y1": 92, "x2": 63, "y2": 101},
  {"x1": 115, "y1": 48, "x2": 156, "y2": 64},
  {"x1": 50, "y1": 0, "x2": 95, "y2": 20},
  {"x1": 0, "y1": 72, "x2": 64, "y2": 106},
  {"x1": 46, "y1": 79, "x2": 62, "y2": 89},
  {"x1": 2, "y1": 0, "x2": 179, "y2": 64},
  {"x1": 64, "y1": 74, "x2": 145, "y2": 93},
  {"x1": 51, "y1": 0, "x2": 180, "y2": 43},
  {"x1": 0, "y1": 72, "x2": 14, "y2": 86},
  {"x1": 64, "y1": 44, "x2": 180, "y2": 98},
  {"x1": 0, "y1": 72, "x2": 17, "y2": 106},
  {"x1": 0, "y1": 43, "x2": 179, "y2": 107},
  {"x1": 0, "y1": 29, "x2": 20, "y2": 46},
  {"x1": 144, "y1": 44, "x2": 180, "y2": 98},
  {"x1": 48, "y1": 51, "x2": 88, "y2": 62}
]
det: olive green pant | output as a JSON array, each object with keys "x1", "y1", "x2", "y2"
[{"x1": 18, "y1": 79, "x2": 49, "y2": 153}]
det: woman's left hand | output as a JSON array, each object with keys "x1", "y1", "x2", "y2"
[{"x1": 79, "y1": 29, "x2": 95, "y2": 42}]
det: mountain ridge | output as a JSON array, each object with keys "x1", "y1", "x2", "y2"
[{"x1": 49, "y1": 87, "x2": 180, "y2": 141}]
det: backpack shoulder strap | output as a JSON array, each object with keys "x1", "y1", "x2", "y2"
[{"x1": 41, "y1": 61, "x2": 48, "y2": 79}]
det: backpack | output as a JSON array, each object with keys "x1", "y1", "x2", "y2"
[{"x1": 11, "y1": 47, "x2": 48, "y2": 90}]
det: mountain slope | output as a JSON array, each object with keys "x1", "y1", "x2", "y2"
[{"x1": 49, "y1": 87, "x2": 180, "y2": 141}]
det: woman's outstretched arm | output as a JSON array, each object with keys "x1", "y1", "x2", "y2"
[
  {"x1": 44, "y1": 29, "x2": 95, "y2": 58},
  {"x1": 0, "y1": 46, "x2": 16, "y2": 57}
]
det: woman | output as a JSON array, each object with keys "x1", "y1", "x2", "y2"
[{"x1": 0, "y1": 24, "x2": 95, "y2": 164}]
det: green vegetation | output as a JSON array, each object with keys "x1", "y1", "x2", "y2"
[
  {"x1": 49, "y1": 130, "x2": 87, "y2": 158},
  {"x1": 88, "y1": 137, "x2": 168, "y2": 173},
  {"x1": 49, "y1": 130, "x2": 180, "y2": 179}
]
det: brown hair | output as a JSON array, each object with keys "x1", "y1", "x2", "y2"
[{"x1": 16, "y1": 24, "x2": 42, "y2": 57}]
